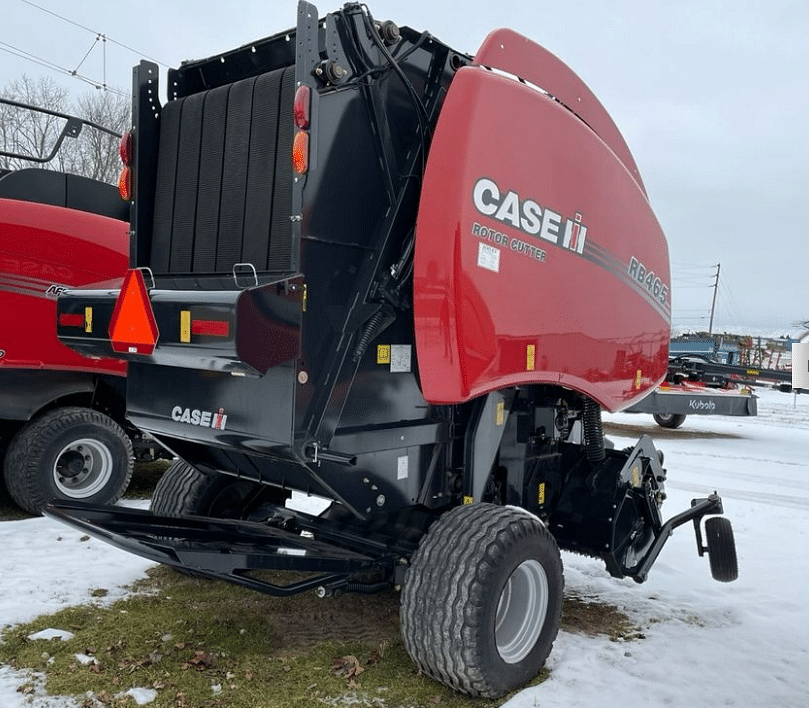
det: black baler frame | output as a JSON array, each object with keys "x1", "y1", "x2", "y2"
[{"x1": 46, "y1": 487, "x2": 725, "y2": 596}]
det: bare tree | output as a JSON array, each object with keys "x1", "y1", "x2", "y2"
[
  {"x1": 0, "y1": 75, "x2": 130, "y2": 184},
  {"x1": 68, "y1": 90, "x2": 131, "y2": 183},
  {"x1": 0, "y1": 75, "x2": 71, "y2": 170}
]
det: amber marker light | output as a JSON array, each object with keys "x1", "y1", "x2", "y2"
[
  {"x1": 292, "y1": 130, "x2": 309, "y2": 174},
  {"x1": 118, "y1": 167, "x2": 132, "y2": 201}
]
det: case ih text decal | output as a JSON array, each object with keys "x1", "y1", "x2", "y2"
[
  {"x1": 472, "y1": 177, "x2": 587, "y2": 256},
  {"x1": 470, "y1": 177, "x2": 670, "y2": 318},
  {"x1": 171, "y1": 406, "x2": 228, "y2": 430}
]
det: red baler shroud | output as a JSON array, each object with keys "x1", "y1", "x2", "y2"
[{"x1": 414, "y1": 29, "x2": 670, "y2": 411}]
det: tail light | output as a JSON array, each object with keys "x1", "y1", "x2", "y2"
[
  {"x1": 292, "y1": 85, "x2": 311, "y2": 174},
  {"x1": 119, "y1": 131, "x2": 133, "y2": 166},
  {"x1": 179, "y1": 310, "x2": 230, "y2": 343},
  {"x1": 118, "y1": 130, "x2": 134, "y2": 201},
  {"x1": 293, "y1": 85, "x2": 311, "y2": 129}
]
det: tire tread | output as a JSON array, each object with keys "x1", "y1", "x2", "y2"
[
  {"x1": 4, "y1": 407, "x2": 133, "y2": 515},
  {"x1": 705, "y1": 516, "x2": 738, "y2": 582},
  {"x1": 401, "y1": 504, "x2": 563, "y2": 697}
]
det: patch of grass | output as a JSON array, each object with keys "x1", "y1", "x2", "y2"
[
  {"x1": 602, "y1": 420, "x2": 742, "y2": 441},
  {"x1": 0, "y1": 495, "x2": 29, "y2": 521},
  {"x1": 0, "y1": 566, "x2": 510, "y2": 707},
  {"x1": 1, "y1": 562, "x2": 639, "y2": 707},
  {"x1": 123, "y1": 459, "x2": 172, "y2": 500},
  {"x1": 563, "y1": 595, "x2": 645, "y2": 641}
]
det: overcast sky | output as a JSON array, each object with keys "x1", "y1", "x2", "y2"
[{"x1": 2, "y1": 0, "x2": 807, "y2": 337}]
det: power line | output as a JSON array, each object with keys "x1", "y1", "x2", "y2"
[
  {"x1": 5, "y1": 0, "x2": 168, "y2": 96},
  {"x1": 0, "y1": 40, "x2": 128, "y2": 97},
  {"x1": 670, "y1": 263, "x2": 719, "y2": 271},
  {"x1": 19, "y1": 0, "x2": 168, "y2": 67},
  {"x1": 21, "y1": 0, "x2": 99, "y2": 37},
  {"x1": 0, "y1": 41, "x2": 64, "y2": 77}
]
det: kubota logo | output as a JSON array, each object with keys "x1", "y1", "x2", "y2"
[
  {"x1": 472, "y1": 177, "x2": 587, "y2": 254},
  {"x1": 171, "y1": 406, "x2": 228, "y2": 430}
]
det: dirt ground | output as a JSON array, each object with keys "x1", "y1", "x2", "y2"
[{"x1": 603, "y1": 419, "x2": 742, "y2": 441}]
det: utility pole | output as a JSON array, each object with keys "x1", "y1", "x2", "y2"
[{"x1": 708, "y1": 263, "x2": 720, "y2": 335}]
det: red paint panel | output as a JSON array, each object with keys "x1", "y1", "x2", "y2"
[
  {"x1": 0, "y1": 198, "x2": 127, "y2": 375},
  {"x1": 414, "y1": 66, "x2": 670, "y2": 411},
  {"x1": 474, "y1": 28, "x2": 646, "y2": 196}
]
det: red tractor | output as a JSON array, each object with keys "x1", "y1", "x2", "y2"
[
  {"x1": 0, "y1": 98, "x2": 162, "y2": 514},
  {"x1": 48, "y1": 2, "x2": 737, "y2": 697}
]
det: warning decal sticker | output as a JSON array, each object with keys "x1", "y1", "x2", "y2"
[
  {"x1": 390, "y1": 345, "x2": 412, "y2": 373},
  {"x1": 477, "y1": 242, "x2": 500, "y2": 272}
]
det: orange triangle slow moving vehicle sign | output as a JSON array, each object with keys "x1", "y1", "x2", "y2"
[{"x1": 108, "y1": 269, "x2": 159, "y2": 355}]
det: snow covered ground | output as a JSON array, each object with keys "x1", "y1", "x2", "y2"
[
  {"x1": 1, "y1": 386, "x2": 807, "y2": 707},
  {"x1": 506, "y1": 386, "x2": 809, "y2": 708}
]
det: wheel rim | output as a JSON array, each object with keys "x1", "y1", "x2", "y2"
[
  {"x1": 495, "y1": 559, "x2": 549, "y2": 664},
  {"x1": 53, "y1": 438, "x2": 114, "y2": 498}
]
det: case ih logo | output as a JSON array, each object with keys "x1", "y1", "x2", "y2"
[
  {"x1": 472, "y1": 177, "x2": 587, "y2": 254},
  {"x1": 171, "y1": 406, "x2": 228, "y2": 430}
]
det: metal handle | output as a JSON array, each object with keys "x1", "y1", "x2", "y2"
[{"x1": 232, "y1": 263, "x2": 258, "y2": 288}]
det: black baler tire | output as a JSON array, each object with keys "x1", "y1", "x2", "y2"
[
  {"x1": 653, "y1": 413, "x2": 687, "y2": 429},
  {"x1": 705, "y1": 516, "x2": 738, "y2": 582},
  {"x1": 4, "y1": 407, "x2": 133, "y2": 515},
  {"x1": 151, "y1": 458, "x2": 262, "y2": 519},
  {"x1": 400, "y1": 503, "x2": 563, "y2": 698}
]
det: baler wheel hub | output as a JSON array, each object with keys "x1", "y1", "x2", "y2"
[
  {"x1": 54, "y1": 438, "x2": 113, "y2": 497},
  {"x1": 495, "y1": 558, "x2": 549, "y2": 663}
]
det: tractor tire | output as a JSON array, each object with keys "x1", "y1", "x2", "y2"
[
  {"x1": 151, "y1": 458, "x2": 275, "y2": 519},
  {"x1": 4, "y1": 407, "x2": 133, "y2": 515},
  {"x1": 653, "y1": 413, "x2": 687, "y2": 429},
  {"x1": 705, "y1": 516, "x2": 738, "y2": 582},
  {"x1": 400, "y1": 503, "x2": 563, "y2": 698}
]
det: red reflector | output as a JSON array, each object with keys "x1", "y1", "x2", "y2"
[
  {"x1": 293, "y1": 85, "x2": 311, "y2": 129},
  {"x1": 191, "y1": 319, "x2": 230, "y2": 337},
  {"x1": 119, "y1": 131, "x2": 133, "y2": 166},
  {"x1": 59, "y1": 313, "x2": 85, "y2": 328},
  {"x1": 118, "y1": 167, "x2": 132, "y2": 201},
  {"x1": 292, "y1": 130, "x2": 309, "y2": 174},
  {"x1": 108, "y1": 269, "x2": 159, "y2": 355}
]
